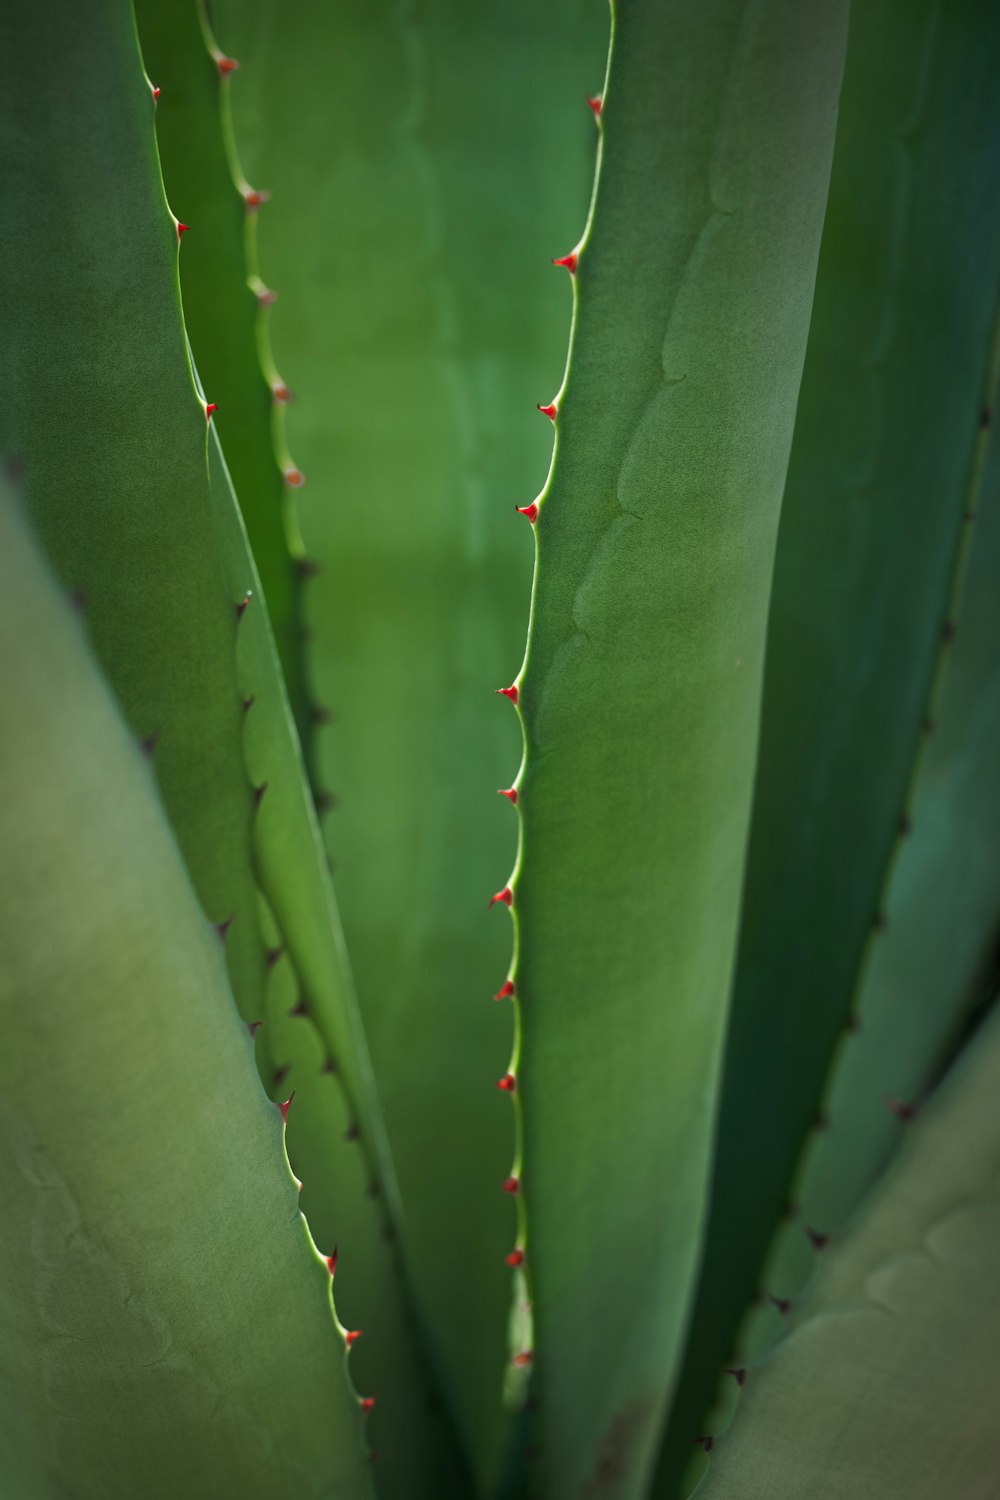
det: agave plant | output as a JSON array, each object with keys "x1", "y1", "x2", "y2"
[{"x1": 1, "y1": 0, "x2": 998, "y2": 1497}]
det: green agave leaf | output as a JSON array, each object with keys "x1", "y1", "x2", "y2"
[
  {"x1": 0, "y1": 478, "x2": 373, "y2": 1500},
  {"x1": 684, "y1": 328, "x2": 1000, "y2": 1473},
  {"x1": 0, "y1": 2, "x2": 456, "y2": 1487},
  {"x1": 134, "y1": 0, "x2": 307, "y2": 737},
  {"x1": 509, "y1": 1, "x2": 848, "y2": 1495},
  {"x1": 744, "y1": 323, "x2": 1000, "y2": 1349},
  {"x1": 695, "y1": 997, "x2": 1000, "y2": 1500},
  {"x1": 656, "y1": 5, "x2": 1000, "y2": 1487},
  {"x1": 209, "y1": 0, "x2": 607, "y2": 1486},
  {"x1": 206, "y1": 435, "x2": 468, "y2": 1494},
  {"x1": 0, "y1": 0, "x2": 266, "y2": 1042}
]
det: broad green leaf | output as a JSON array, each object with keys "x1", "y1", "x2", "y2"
[
  {"x1": 0, "y1": 2, "x2": 455, "y2": 1486},
  {"x1": 511, "y1": 1, "x2": 848, "y2": 1494},
  {"x1": 0, "y1": 478, "x2": 373, "y2": 1500},
  {"x1": 695, "y1": 998, "x2": 1000, "y2": 1500},
  {"x1": 656, "y1": 6, "x2": 1000, "y2": 1487},
  {"x1": 210, "y1": 0, "x2": 607, "y2": 1485}
]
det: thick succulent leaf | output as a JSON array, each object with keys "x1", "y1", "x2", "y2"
[
  {"x1": 210, "y1": 0, "x2": 607, "y2": 1485},
  {"x1": 206, "y1": 436, "x2": 468, "y2": 1493},
  {"x1": 688, "y1": 328, "x2": 1000, "y2": 1466},
  {"x1": 509, "y1": 2, "x2": 848, "y2": 1495},
  {"x1": 134, "y1": 0, "x2": 308, "y2": 737},
  {"x1": 0, "y1": 2, "x2": 453, "y2": 1485},
  {"x1": 749, "y1": 343, "x2": 1000, "y2": 1342},
  {"x1": 0, "y1": 479, "x2": 373, "y2": 1500},
  {"x1": 656, "y1": 5, "x2": 1000, "y2": 1486},
  {"x1": 695, "y1": 998, "x2": 1000, "y2": 1500},
  {"x1": 0, "y1": 0, "x2": 266, "y2": 1040}
]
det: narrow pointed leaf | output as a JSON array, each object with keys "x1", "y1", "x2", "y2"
[{"x1": 134, "y1": 0, "x2": 308, "y2": 736}]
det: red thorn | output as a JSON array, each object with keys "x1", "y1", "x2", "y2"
[
  {"x1": 359, "y1": 1396, "x2": 378, "y2": 1413},
  {"x1": 496, "y1": 684, "x2": 519, "y2": 705},
  {"x1": 325, "y1": 1247, "x2": 338, "y2": 1276},
  {"x1": 769, "y1": 1295, "x2": 792, "y2": 1316},
  {"x1": 244, "y1": 188, "x2": 269, "y2": 209},
  {"x1": 152, "y1": 86, "x2": 161, "y2": 101},
  {"x1": 724, "y1": 1367, "x2": 747, "y2": 1386},
  {"x1": 513, "y1": 1351, "x2": 533, "y2": 1368},
  {"x1": 289, "y1": 997, "x2": 308, "y2": 1018},
  {"x1": 176, "y1": 222, "x2": 190, "y2": 238},
  {"x1": 552, "y1": 251, "x2": 578, "y2": 274},
  {"x1": 205, "y1": 403, "x2": 218, "y2": 421},
  {"x1": 516, "y1": 503, "x2": 539, "y2": 524},
  {"x1": 537, "y1": 402, "x2": 557, "y2": 422},
  {"x1": 217, "y1": 55, "x2": 239, "y2": 75},
  {"x1": 586, "y1": 93, "x2": 603, "y2": 118},
  {"x1": 502, "y1": 1175, "x2": 520, "y2": 1195},
  {"x1": 806, "y1": 1227, "x2": 830, "y2": 1251},
  {"x1": 215, "y1": 914, "x2": 234, "y2": 944},
  {"x1": 247, "y1": 1019, "x2": 264, "y2": 1038},
  {"x1": 887, "y1": 1096, "x2": 917, "y2": 1123},
  {"x1": 344, "y1": 1329, "x2": 363, "y2": 1347},
  {"x1": 505, "y1": 1249, "x2": 525, "y2": 1268},
  {"x1": 235, "y1": 590, "x2": 253, "y2": 620},
  {"x1": 489, "y1": 886, "x2": 513, "y2": 909},
  {"x1": 278, "y1": 1091, "x2": 296, "y2": 1124},
  {"x1": 272, "y1": 383, "x2": 290, "y2": 403},
  {"x1": 265, "y1": 945, "x2": 285, "y2": 969},
  {"x1": 284, "y1": 466, "x2": 306, "y2": 488},
  {"x1": 256, "y1": 284, "x2": 277, "y2": 307},
  {"x1": 493, "y1": 980, "x2": 516, "y2": 1001},
  {"x1": 695, "y1": 1436, "x2": 714, "y2": 1454},
  {"x1": 497, "y1": 1073, "x2": 516, "y2": 1092},
  {"x1": 498, "y1": 787, "x2": 518, "y2": 804}
]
